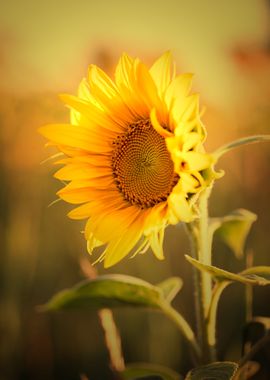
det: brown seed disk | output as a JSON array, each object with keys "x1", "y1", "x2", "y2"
[{"x1": 111, "y1": 119, "x2": 179, "y2": 208}]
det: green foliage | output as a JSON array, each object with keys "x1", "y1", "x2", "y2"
[
  {"x1": 157, "y1": 277, "x2": 183, "y2": 303},
  {"x1": 214, "y1": 134, "x2": 270, "y2": 159},
  {"x1": 212, "y1": 209, "x2": 257, "y2": 259},
  {"x1": 42, "y1": 274, "x2": 165, "y2": 311},
  {"x1": 122, "y1": 362, "x2": 182, "y2": 380},
  {"x1": 41, "y1": 274, "x2": 183, "y2": 311},
  {"x1": 185, "y1": 256, "x2": 270, "y2": 286},
  {"x1": 184, "y1": 362, "x2": 238, "y2": 380}
]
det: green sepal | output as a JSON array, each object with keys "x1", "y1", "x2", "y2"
[
  {"x1": 185, "y1": 255, "x2": 270, "y2": 286},
  {"x1": 212, "y1": 209, "x2": 257, "y2": 259},
  {"x1": 184, "y1": 361, "x2": 238, "y2": 380},
  {"x1": 122, "y1": 362, "x2": 182, "y2": 380}
]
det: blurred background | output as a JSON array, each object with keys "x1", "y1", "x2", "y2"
[{"x1": 1, "y1": 0, "x2": 270, "y2": 379}]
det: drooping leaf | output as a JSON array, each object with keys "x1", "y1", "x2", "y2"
[
  {"x1": 157, "y1": 277, "x2": 183, "y2": 303},
  {"x1": 122, "y1": 362, "x2": 182, "y2": 380},
  {"x1": 185, "y1": 256, "x2": 270, "y2": 286},
  {"x1": 241, "y1": 266, "x2": 270, "y2": 282},
  {"x1": 234, "y1": 361, "x2": 260, "y2": 380},
  {"x1": 41, "y1": 274, "x2": 165, "y2": 311},
  {"x1": 41, "y1": 274, "x2": 198, "y2": 357},
  {"x1": 184, "y1": 361, "x2": 238, "y2": 380},
  {"x1": 212, "y1": 209, "x2": 257, "y2": 259},
  {"x1": 214, "y1": 134, "x2": 270, "y2": 159}
]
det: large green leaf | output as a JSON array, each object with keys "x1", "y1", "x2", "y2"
[
  {"x1": 122, "y1": 363, "x2": 182, "y2": 380},
  {"x1": 157, "y1": 277, "x2": 183, "y2": 303},
  {"x1": 212, "y1": 209, "x2": 257, "y2": 259},
  {"x1": 42, "y1": 275, "x2": 185, "y2": 311},
  {"x1": 185, "y1": 256, "x2": 270, "y2": 286},
  {"x1": 185, "y1": 362, "x2": 238, "y2": 380},
  {"x1": 41, "y1": 274, "x2": 165, "y2": 311},
  {"x1": 42, "y1": 274, "x2": 199, "y2": 359},
  {"x1": 214, "y1": 134, "x2": 270, "y2": 159}
]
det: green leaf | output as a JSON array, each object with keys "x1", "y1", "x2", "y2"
[
  {"x1": 214, "y1": 134, "x2": 270, "y2": 159},
  {"x1": 241, "y1": 266, "x2": 270, "y2": 282},
  {"x1": 122, "y1": 363, "x2": 182, "y2": 380},
  {"x1": 185, "y1": 256, "x2": 270, "y2": 286},
  {"x1": 157, "y1": 277, "x2": 183, "y2": 303},
  {"x1": 234, "y1": 361, "x2": 260, "y2": 380},
  {"x1": 185, "y1": 362, "x2": 238, "y2": 380},
  {"x1": 41, "y1": 274, "x2": 199, "y2": 358},
  {"x1": 41, "y1": 274, "x2": 165, "y2": 311},
  {"x1": 212, "y1": 209, "x2": 257, "y2": 259}
]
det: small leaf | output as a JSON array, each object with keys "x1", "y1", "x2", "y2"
[
  {"x1": 234, "y1": 361, "x2": 260, "y2": 380},
  {"x1": 185, "y1": 361, "x2": 238, "y2": 380},
  {"x1": 41, "y1": 274, "x2": 165, "y2": 311},
  {"x1": 212, "y1": 209, "x2": 257, "y2": 259},
  {"x1": 185, "y1": 256, "x2": 270, "y2": 286},
  {"x1": 157, "y1": 277, "x2": 183, "y2": 303},
  {"x1": 214, "y1": 134, "x2": 270, "y2": 159},
  {"x1": 122, "y1": 362, "x2": 182, "y2": 380},
  {"x1": 242, "y1": 266, "x2": 270, "y2": 282}
]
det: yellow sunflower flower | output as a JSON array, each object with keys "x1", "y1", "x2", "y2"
[{"x1": 39, "y1": 52, "x2": 214, "y2": 267}]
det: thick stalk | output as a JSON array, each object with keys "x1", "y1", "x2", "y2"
[
  {"x1": 187, "y1": 186, "x2": 215, "y2": 363},
  {"x1": 197, "y1": 187, "x2": 213, "y2": 316},
  {"x1": 185, "y1": 224, "x2": 204, "y2": 354}
]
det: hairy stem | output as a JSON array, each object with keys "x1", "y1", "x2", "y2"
[{"x1": 187, "y1": 186, "x2": 216, "y2": 363}]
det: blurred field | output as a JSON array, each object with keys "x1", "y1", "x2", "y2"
[{"x1": 1, "y1": 1, "x2": 270, "y2": 379}]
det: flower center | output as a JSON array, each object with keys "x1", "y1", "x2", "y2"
[{"x1": 112, "y1": 119, "x2": 179, "y2": 208}]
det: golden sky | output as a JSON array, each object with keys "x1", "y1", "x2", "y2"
[{"x1": 1, "y1": 0, "x2": 269, "y2": 107}]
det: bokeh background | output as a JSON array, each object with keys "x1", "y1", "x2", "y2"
[{"x1": 1, "y1": 0, "x2": 270, "y2": 379}]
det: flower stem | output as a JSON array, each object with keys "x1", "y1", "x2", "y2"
[
  {"x1": 187, "y1": 186, "x2": 216, "y2": 363},
  {"x1": 162, "y1": 304, "x2": 201, "y2": 365},
  {"x1": 206, "y1": 281, "x2": 229, "y2": 353},
  {"x1": 197, "y1": 187, "x2": 213, "y2": 316}
]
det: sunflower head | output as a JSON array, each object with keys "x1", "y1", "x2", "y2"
[{"x1": 39, "y1": 52, "x2": 215, "y2": 267}]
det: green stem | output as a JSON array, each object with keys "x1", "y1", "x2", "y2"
[
  {"x1": 197, "y1": 187, "x2": 213, "y2": 317},
  {"x1": 185, "y1": 223, "x2": 204, "y2": 352},
  {"x1": 162, "y1": 304, "x2": 201, "y2": 365},
  {"x1": 187, "y1": 186, "x2": 216, "y2": 363},
  {"x1": 206, "y1": 281, "x2": 229, "y2": 353}
]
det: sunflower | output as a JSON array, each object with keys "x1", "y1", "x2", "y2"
[{"x1": 39, "y1": 52, "x2": 214, "y2": 267}]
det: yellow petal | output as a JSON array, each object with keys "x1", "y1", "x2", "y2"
[
  {"x1": 104, "y1": 216, "x2": 144, "y2": 268},
  {"x1": 171, "y1": 93, "x2": 199, "y2": 125},
  {"x1": 150, "y1": 108, "x2": 173, "y2": 138},
  {"x1": 178, "y1": 172, "x2": 200, "y2": 193},
  {"x1": 59, "y1": 94, "x2": 122, "y2": 134},
  {"x1": 85, "y1": 206, "x2": 141, "y2": 243},
  {"x1": 181, "y1": 151, "x2": 213, "y2": 171},
  {"x1": 39, "y1": 124, "x2": 112, "y2": 153},
  {"x1": 88, "y1": 64, "x2": 134, "y2": 126},
  {"x1": 136, "y1": 61, "x2": 167, "y2": 122},
  {"x1": 54, "y1": 163, "x2": 111, "y2": 181},
  {"x1": 148, "y1": 228, "x2": 165, "y2": 260},
  {"x1": 86, "y1": 231, "x2": 104, "y2": 255},
  {"x1": 168, "y1": 193, "x2": 195, "y2": 223},
  {"x1": 150, "y1": 51, "x2": 173, "y2": 97},
  {"x1": 115, "y1": 54, "x2": 149, "y2": 118},
  {"x1": 165, "y1": 73, "x2": 194, "y2": 108},
  {"x1": 69, "y1": 193, "x2": 125, "y2": 219},
  {"x1": 58, "y1": 178, "x2": 115, "y2": 204}
]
